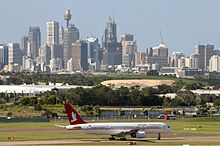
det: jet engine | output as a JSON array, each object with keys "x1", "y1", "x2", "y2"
[{"x1": 131, "y1": 131, "x2": 146, "y2": 138}]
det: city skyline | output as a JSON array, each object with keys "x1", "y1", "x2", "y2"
[{"x1": 1, "y1": 0, "x2": 220, "y2": 55}]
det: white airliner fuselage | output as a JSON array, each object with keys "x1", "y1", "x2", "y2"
[
  {"x1": 65, "y1": 122, "x2": 171, "y2": 135},
  {"x1": 60, "y1": 104, "x2": 172, "y2": 140}
]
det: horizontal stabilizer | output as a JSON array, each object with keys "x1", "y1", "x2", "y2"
[{"x1": 55, "y1": 124, "x2": 66, "y2": 128}]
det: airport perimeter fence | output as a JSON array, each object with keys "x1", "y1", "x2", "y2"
[
  {"x1": 0, "y1": 117, "x2": 50, "y2": 122},
  {"x1": 50, "y1": 114, "x2": 202, "y2": 123}
]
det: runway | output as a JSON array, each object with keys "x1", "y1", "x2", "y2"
[
  {"x1": 1, "y1": 134, "x2": 220, "y2": 146},
  {"x1": 1, "y1": 126, "x2": 220, "y2": 145}
]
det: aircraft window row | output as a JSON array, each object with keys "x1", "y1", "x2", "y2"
[
  {"x1": 145, "y1": 126, "x2": 161, "y2": 129},
  {"x1": 90, "y1": 126, "x2": 161, "y2": 129},
  {"x1": 108, "y1": 126, "x2": 138, "y2": 129},
  {"x1": 92, "y1": 126, "x2": 107, "y2": 129}
]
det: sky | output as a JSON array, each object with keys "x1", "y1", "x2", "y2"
[{"x1": 0, "y1": 0, "x2": 220, "y2": 55}]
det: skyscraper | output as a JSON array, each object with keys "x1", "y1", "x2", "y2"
[
  {"x1": 46, "y1": 21, "x2": 59, "y2": 46},
  {"x1": 72, "y1": 40, "x2": 88, "y2": 71},
  {"x1": 134, "y1": 52, "x2": 148, "y2": 66},
  {"x1": 120, "y1": 34, "x2": 137, "y2": 67},
  {"x1": 46, "y1": 21, "x2": 60, "y2": 60},
  {"x1": 195, "y1": 44, "x2": 214, "y2": 70},
  {"x1": 145, "y1": 43, "x2": 169, "y2": 69},
  {"x1": 87, "y1": 38, "x2": 101, "y2": 70},
  {"x1": 49, "y1": 58, "x2": 62, "y2": 72},
  {"x1": 104, "y1": 17, "x2": 117, "y2": 44},
  {"x1": 170, "y1": 52, "x2": 184, "y2": 67},
  {"x1": 102, "y1": 17, "x2": 121, "y2": 66},
  {"x1": 152, "y1": 43, "x2": 168, "y2": 57},
  {"x1": 20, "y1": 35, "x2": 28, "y2": 56},
  {"x1": 59, "y1": 26, "x2": 64, "y2": 45},
  {"x1": 63, "y1": 24, "x2": 79, "y2": 69},
  {"x1": 8, "y1": 43, "x2": 22, "y2": 65},
  {"x1": 28, "y1": 27, "x2": 41, "y2": 59},
  {"x1": 38, "y1": 44, "x2": 51, "y2": 65},
  {"x1": 209, "y1": 55, "x2": 220, "y2": 72},
  {"x1": 0, "y1": 44, "x2": 8, "y2": 69},
  {"x1": 177, "y1": 57, "x2": 186, "y2": 69}
]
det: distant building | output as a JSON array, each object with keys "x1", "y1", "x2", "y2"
[
  {"x1": 185, "y1": 56, "x2": 193, "y2": 68},
  {"x1": 160, "y1": 67, "x2": 177, "y2": 76},
  {"x1": 59, "y1": 26, "x2": 64, "y2": 45},
  {"x1": 195, "y1": 44, "x2": 214, "y2": 70},
  {"x1": 46, "y1": 21, "x2": 60, "y2": 59},
  {"x1": 102, "y1": 17, "x2": 121, "y2": 66},
  {"x1": 178, "y1": 68, "x2": 204, "y2": 78},
  {"x1": 66, "y1": 58, "x2": 73, "y2": 71},
  {"x1": 177, "y1": 57, "x2": 186, "y2": 69},
  {"x1": 209, "y1": 55, "x2": 220, "y2": 72},
  {"x1": 191, "y1": 54, "x2": 199, "y2": 69},
  {"x1": 134, "y1": 52, "x2": 147, "y2": 66},
  {"x1": 72, "y1": 40, "x2": 88, "y2": 71},
  {"x1": 121, "y1": 34, "x2": 137, "y2": 67},
  {"x1": 63, "y1": 24, "x2": 79, "y2": 69},
  {"x1": 8, "y1": 43, "x2": 22, "y2": 65},
  {"x1": 28, "y1": 27, "x2": 41, "y2": 59},
  {"x1": 3, "y1": 63, "x2": 21, "y2": 72},
  {"x1": 20, "y1": 35, "x2": 28, "y2": 56},
  {"x1": 152, "y1": 43, "x2": 168, "y2": 57},
  {"x1": 46, "y1": 21, "x2": 59, "y2": 46},
  {"x1": 38, "y1": 44, "x2": 51, "y2": 65},
  {"x1": 87, "y1": 38, "x2": 101, "y2": 70},
  {"x1": 177, "y1": 55, "x2": 198, "y2": 70},
  {"x1": 170, "y1": 52, "x2": 184, "y2": 67},
  {"x1": 49, "y1": 58, "x2": 62, "y2": 72},
  {"x1": 214, "y1": 49, "x2": 220, "y2": 56},
  {"x1": 0, "y1": 44, "x2": 8, "y2": 67},
  {"x1": 145, "y1": 43, "x2": 168, "y2": 69},
  {"x1": 22, "y1": 56, "x2": 34, "y2": 72}
]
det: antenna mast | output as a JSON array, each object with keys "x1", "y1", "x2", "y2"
[{"x1": 160, "y1": 30, "x2": 164, "y2": 44}]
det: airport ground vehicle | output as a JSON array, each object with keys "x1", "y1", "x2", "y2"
[{"x1": 158, "y1": 114, "x2": 176, "y2": 120}]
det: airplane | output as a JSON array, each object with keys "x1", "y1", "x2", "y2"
[{"x1": 56, "y1": 103, "x2": 172, "y2": 140}]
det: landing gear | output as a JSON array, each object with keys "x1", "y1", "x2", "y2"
[
  {"x1": 109, "y1": 135, "x2": 127, "y2": 141},
  {"x1": 120, "y1": 137, "x2": 127, "y2": 141},
  {"x1": 157, "y1": 133, "x2": 161, "y2": 140},
  {"x1": 109, "y1": 135, "x2": 116, "y2": 140}
]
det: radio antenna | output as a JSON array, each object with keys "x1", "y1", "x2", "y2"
[{"x1": 160, "y1": 30, "x2": 164, "y2": 44}]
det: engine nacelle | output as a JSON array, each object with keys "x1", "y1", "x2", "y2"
[{"x1": 131, "y1": 131, "x2": 146, "y2": 138}]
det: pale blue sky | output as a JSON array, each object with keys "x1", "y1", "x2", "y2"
[{"x1": 0, "y1": 0, "x2": 220, "y2": 55}]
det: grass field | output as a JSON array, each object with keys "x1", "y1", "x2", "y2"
[
  {"x1": 105, "y1": 73, "x2": 200, "y2": 84},
  {"x1": 165, "y1": 117, "x2": 220, "y2": 134},
  {"x1": 1, "y1": 117, "x2": 220, "y2": 145}
]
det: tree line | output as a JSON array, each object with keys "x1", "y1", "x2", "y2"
[
  {"x1": 0, "y1": 72, "x2": 146, "y2": 86},
  {"x1": 15, "y1": 81, "x2": 215, "y2": 108}
]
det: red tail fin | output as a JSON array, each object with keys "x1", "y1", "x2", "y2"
[{"x1": 64, "y1": 104, "x2": 86, "y2": 125}]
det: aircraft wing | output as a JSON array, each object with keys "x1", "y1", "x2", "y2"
[{"x1": 113, "y1": 128, "x2": 140, "y2": 137}]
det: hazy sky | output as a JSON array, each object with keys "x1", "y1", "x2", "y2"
[{"x1": 0, "y1": 0, "x2": 220, "y2": 55}]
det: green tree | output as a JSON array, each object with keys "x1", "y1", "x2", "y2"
[
  {"x1": 157, "y1": 84, "x2": 173, "y2": 94},
  {"x1": 129, "y1": 87, "x2": 142, "y2": 106},
  {"x1": 29, "y1": 97, "x2": 38, "y2": 106},
  {"x1": 114, "y1": 86, "x2": 131, "y2": 106},
  {"x1": 142, "y1": 87, "x2": 156, "y2": 96},
  {"x1": 163, "y1": 97, "x2": 173, "y2": 107},
  {"x1": 176, "y1": 90, "x2": 196, "y2": 106},
  {"x1": 214, "y1": 98, "x2": 220, "y2": 107},
  {"x1": 19, "y1": 96, "x2": 30, "y2": 106}
]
